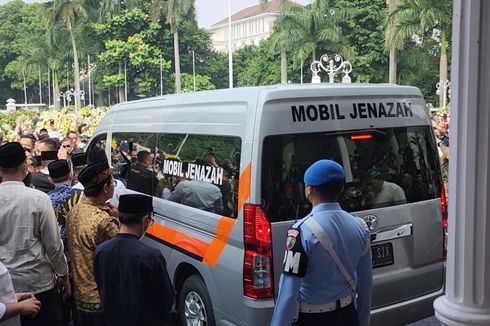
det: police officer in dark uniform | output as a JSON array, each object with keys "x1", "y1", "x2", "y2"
[
  {"x1": 93, "y1": 194, "x2": 175, "y2": 326},
  {"x1": 271, "y1": 160, "x2": 372, "y2": 326}
]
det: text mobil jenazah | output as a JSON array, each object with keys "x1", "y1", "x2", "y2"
[{"x1": 291, "y1": 102, "x2": 414, "y2": 122}]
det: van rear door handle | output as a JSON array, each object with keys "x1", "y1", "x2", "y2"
[{"x1": 371, "y1": 223, "x2": 413, "y2": 243}]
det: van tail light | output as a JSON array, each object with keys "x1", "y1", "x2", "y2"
[
  {"x1": 243, "y1": 204, "x2": 274, "y2": 299},
  {"x1": 440, "y1": 184, "x2": 448, "y2": 260}
]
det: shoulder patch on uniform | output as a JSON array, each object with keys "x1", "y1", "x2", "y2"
[
  {"x1": 282, "y1": 227, "x2": 307, "y2": 277},
  {"x1": 288, "y1": 229, "x2": 299, "y2": 237},
  {"x1": 286, "y1": 235, "x2": 297, "y2": 250}
]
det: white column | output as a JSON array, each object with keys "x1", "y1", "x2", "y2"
[{"x1": 433, "y1": 0, "x2": 490, "y2": 325}]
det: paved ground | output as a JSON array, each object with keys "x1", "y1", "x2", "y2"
[
  {"x1": 407, "y1": 316, "x2": 439, "y2": 325},
  {"x1": 168, "y1": 315, "x2": 440, "y2": 325}
]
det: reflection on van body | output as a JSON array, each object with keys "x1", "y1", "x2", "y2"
[
  {"x1": 111, "y1": 132, "x2": 241, "y2": 218},
  {"x1": 262, "y1": 126, "x2": 441, "y2": 222}
]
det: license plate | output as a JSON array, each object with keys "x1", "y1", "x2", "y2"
[{"x1": 371, "y1": 243, "x2": 394, "y2": 268}]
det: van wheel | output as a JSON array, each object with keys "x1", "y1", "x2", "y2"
[{"x1": 180, "y1": 275, "x2": 215, "y2": 326}]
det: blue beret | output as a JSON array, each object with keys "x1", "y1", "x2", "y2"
[{"x1": 304, "y1": 160, "x2": 345, "y2": 186}]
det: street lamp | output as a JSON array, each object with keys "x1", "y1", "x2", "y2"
[
  {"x1": 436, "y1": 79, "x2": 451, "y2": 109},
  {"x1": 58, "y1": 91, "x2": 67, "y2": 108},
  {"x1": 310, "y1": 54, "x2": 353, "y2": 84},
  {"x1": 87, "y1": 55, "x2": 95, "y2": 107},
  {"x1": 191, "y1": 46, "x2": 197, "y2": 92},
  {"x1": 160, "y1": 54, "x2": 164, "y2": 96},
  {"x1": 59, "y1": 88, "x2": 85, "y2": 108},
  {"x1": 228, "y1": 0, "x2": 233, "y2": 89}
]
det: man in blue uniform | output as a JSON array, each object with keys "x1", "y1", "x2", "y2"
[
  {"x1": 93, "y1": 194, "x2": 175, "y2": 326},
  {"x1": 271, "y1": 159, "x2": 372, "y2": 326}
]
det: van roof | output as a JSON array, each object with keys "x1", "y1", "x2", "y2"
[
  {"x1": 97, "y1": 84, "x2": 424, "y2": 130},
  {"x1": 110, "y1": 84, "x2": 422, "y2": 111}
]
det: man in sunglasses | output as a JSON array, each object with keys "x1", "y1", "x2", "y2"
[{"x1": 94, "y1": 194, "x2": 175, "y2": 326}]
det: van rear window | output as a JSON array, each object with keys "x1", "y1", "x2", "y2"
[{"x1": 261, "y1": 126, "x2": 442, "y2": 222}]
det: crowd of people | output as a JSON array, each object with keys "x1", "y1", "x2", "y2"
[{"x1": 0, "y1": 122, "x2": 175, "y2": 325}]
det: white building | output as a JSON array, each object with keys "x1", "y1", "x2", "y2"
[{"x1": 208, "y1": 0, "x2": 295, "y2": 52}]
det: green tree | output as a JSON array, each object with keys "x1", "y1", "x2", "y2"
[
  {"x1": 397, "y1": 35, "x2": 440, "y2": 105},
  {"x1": 284, "y1": 0, "x2": 345, "y2": 63},
  {"x1": 95, "y1": 8, "x2": 172, "y2": 98},
  {"x1": 174, "y1": 20, "x2": 227, "y2": 89},
  {"x1": 260, "y1": 0, "x2": 293, "y2": 83},
  {"x1": 150, "y1": 0, "x2": 195, "y2": 93},
  {"x1": 180, "y1": 73, "x2": 215, "y2": 92},
  {"x1": 234, "y1": 42, "x2": 280, "y2": 87},
  {"x1": 332, "y1": 0, "x2": 388, "y2": 83},
  {"x1": 98, "y1": 0, "x2": 138, "y2": 21},
  {"x1": 44, "y1": 0, "x2": 92, "y2": 113},
  {"x1": 386, "y1": 0, "x2": 452, "y2": 107},
  {"x1": 97, "y1": 0, "x2": 140, "y2": 101},
  {"x1": 0, "y1": 0, "x2": 49, "y2": 104}
]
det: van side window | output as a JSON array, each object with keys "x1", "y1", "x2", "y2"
[
  {"x1": 87, "y1": 134, "x2": 107, "y2": 152},
  {"x1": 111, "y1": 132, "x2": 158, "y2": 196},
  {"x1": 261, "y1": 126, "x2": 442, "y2": 222},
  {"x1": 156, "y1": 133, "x2": 242, "y2": 218}
]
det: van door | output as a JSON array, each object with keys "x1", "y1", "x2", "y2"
[{"x1": 260, "y1": 126, "x2": 444, "y2": 309}]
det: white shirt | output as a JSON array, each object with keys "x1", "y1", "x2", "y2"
[
  {"x1": 0, "y1": 262, "x2": 21, "y2": 326},
  {"x1": 171, "y1": 180, "x2": 223, "y2": 213},
  {"x1": 73, "y1": 179, "x2": 127, "y2": 207},
  {"x1": 372, "y1": 181, "x2": 407, "y2": 208},
  {"x1": 0, "y1": 182, "x2": 68, "y2": 294}
]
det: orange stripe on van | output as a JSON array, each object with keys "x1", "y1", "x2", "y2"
[
  {"x1": 202, "y1": 216, "x2": 236, "y2": 267},
  {"x1": 238, "y1": 163, "x2": 251, "y2": 212},
  {"x1": 148, "y1": 163, "x2": 252, "y2": 267},
  {"x1": 147, "y1": 223, "x2": 209, "y2": 259}
]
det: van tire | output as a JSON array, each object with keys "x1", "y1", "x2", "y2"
[{"x1": 179, "y1": 275, "x2": 216, "y2": 326}]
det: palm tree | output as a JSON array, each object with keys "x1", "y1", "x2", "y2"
[
  {"x1": 98, "y1": 0, "x2": 137, "y2": 21},
  {"x1": 282, "y1": 1, "x2": 348, "y2": 70},
  {"x1": 24, "y1": 32, "x2": 68, "y2": 109},
  {"x1": 263, "y1": 0, "x2": 346, "y2": 83},
  {"x1": 151, "y1": 0, "x2": 195, "y2": 94},
  {"x1": 386, "y1": 0, "x2": 398, "y2": 84},
  {"x1": 45, "y1": 0, "x2": 90, "y2": 113},
  {"x1": 260, "y1": 0, "x2": 290, "y2": 84},
  {"x1": 386, "y1": 0, "x2": 452, "y2": 107}
]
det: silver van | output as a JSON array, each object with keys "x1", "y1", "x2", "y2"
[{"x1": 88, "y1": 84, "x2": 446, "y2": 325}]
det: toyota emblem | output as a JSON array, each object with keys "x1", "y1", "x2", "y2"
[{"x1": 362, "y1": 215, "x2": 379, "y2": 231}]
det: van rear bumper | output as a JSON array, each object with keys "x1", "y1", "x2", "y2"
[{"x1": 370, "y1": 287, "x2": 444, "y2": 326}]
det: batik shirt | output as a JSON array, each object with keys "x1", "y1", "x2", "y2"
[
  {"x1": 66, "y1": 196, "x2": 120, "y2": 313},
  {"x1": 48, "y1": 184, "x2": 83, "y2": 277}
]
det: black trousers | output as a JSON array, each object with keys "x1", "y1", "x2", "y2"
[
  {"x1": 79, "y1": 311, "x2": 106, "y2": 326},
  {"x1": 62, "y1": 278, "x2": 80, "y2": 326},
  {"x1": 21, "y1": 287, "x2": 63, "y2": 326},
  {"x1": 292, "y1": 302, "x2": 359, "y2": 326}
]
